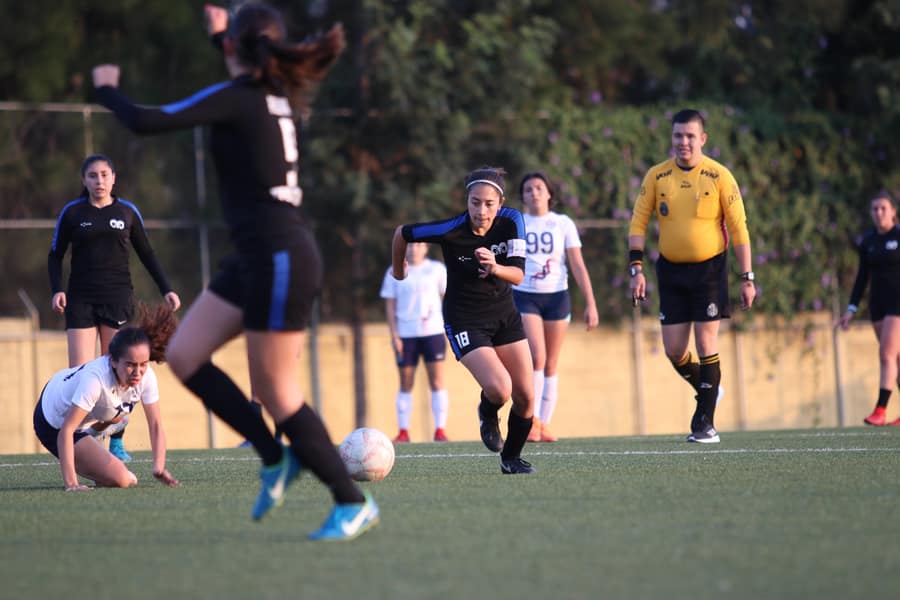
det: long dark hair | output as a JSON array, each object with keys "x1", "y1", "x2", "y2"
[
  {"x1": 519, "y1": 171, "x2": 556, "y2": 209},
  {"x1": 228, "y1": 2, "x2": 346, "y2": 112},
  {"x1": 464, "y1": 166, "x2": 507, "y2": 198},
  {"x1": 108, "y1": 302, "x2": 178, "y2": 363},
  {"x1": 78, "y1": 153, "x2": 115, "y2": 199}
]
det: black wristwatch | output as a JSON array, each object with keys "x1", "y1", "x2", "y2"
[
  {"x1": 740, "y1": 271, "x2": 755, "y2": 281},
  {"x1": 629, "y1": 265, "x2": 643, "y2": 277}
]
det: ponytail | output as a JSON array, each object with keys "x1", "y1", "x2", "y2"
[{"x1": 228, "y1": 3, "x2": 346, "y2": 112}]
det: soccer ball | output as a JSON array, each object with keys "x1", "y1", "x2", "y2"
[{"x1": 339, "y1": 427, "x2": 395, "y2": 482}]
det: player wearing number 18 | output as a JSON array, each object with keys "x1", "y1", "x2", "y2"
[
  {"x1": 93, "y1": 3, "x2": 378, "y2": 540},
  {"x1": 391, "y1": 167, "x2": 537, "y2": 474}
]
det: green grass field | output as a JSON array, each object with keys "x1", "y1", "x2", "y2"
[{"x1": 2, "y1": 429, "x2": 899, "y2": 599}]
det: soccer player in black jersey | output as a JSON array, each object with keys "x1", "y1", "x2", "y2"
[
  {"x1": 92, "y1": 3, "x2": 377, "y2": 540},
  {"x1": 48, "y1": 153, "x2": 181, "y2": 462},
  {"x1": 838, "y1": 192, "x2": 900, "y2": 427},
  {"x1": 391, "y1": 167, "x2": 537, "y2": 474}
]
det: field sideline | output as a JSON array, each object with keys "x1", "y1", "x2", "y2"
[{"x1": 2, "y1": 429, "x2": 899, "y2": 599}]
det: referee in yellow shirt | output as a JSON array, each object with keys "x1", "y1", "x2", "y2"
[{"x1": 629, "y1": 109, "x2": 756, "y2": 443}]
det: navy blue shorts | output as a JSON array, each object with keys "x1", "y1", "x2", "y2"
[
  {"x1": 513, "y1": 289, "x2": 572, "y2": 321},
  {"x1": 64, "y1": 298, "x2": 134, "y2": 330},
  {"x1": 209, "y1": 232, "x2": 322, "y2": 332},
  {"x1": 445, "y1": 306, "x2": 526, "y2": 360},
  {"x1": 33, "y1": 398, "x2": 91, "y2": 458},
  {"x1": 656, "y1": 252, "x2": 731, "y2": 324},
  {"x1": 396, "y1": 333, "x2": 447, "y2": 367}
]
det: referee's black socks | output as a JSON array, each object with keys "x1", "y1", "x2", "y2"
[
  {"x1": 698, "y1": 354, "x2": 721, "y2": 424},
  {"x1": 183, "y1": 362, "x2": 282, "y2": 466},
  {"x1": 671, "y1": 352, "x2": 701, "y2": 394}
]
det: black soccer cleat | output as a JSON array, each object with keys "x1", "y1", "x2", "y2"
[
  {"x1": 478, "y1": 403, "x2": 503, "y2": 453},
  {"x1": 687, "y1": 415, "x2": 720, "y2": 444},
  {"x1": 500, "y1": 456, "x2": 536, "y2": 475}
]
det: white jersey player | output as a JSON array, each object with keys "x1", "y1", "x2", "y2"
[
  {"x1": 512, "y1": 172, "x2": 599, "y2": 442},
  {"x1": 380, "y1": 242, "x2": 450, "y2": 442},
  {"x1": 33, "y1": 323, "x2": 180, "y2": 490}
]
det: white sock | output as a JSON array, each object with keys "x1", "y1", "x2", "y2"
[
  {"x1": 541, "y1": 375, "x2": 559, "y2": 424},
  {"x1": 431, "y1": 389, "x2": 449, "y2": 428},
  {"x1": 533, "y1": 370, "x2": 545, "y2": 421},
  {"x1": 396, "y1": 392, "x2": 412, "y2": 430}
]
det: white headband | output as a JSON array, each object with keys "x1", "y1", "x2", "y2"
[{"x1": 466, "y1": 179, "x2": 504, "y2": 195}]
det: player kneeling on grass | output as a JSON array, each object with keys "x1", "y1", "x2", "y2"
[{"x1": 33, "y1": 304, "x2": 180, "y2": 491}]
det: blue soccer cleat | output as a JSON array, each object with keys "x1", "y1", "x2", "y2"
[
  {"x1": 308, "y1": 491, "x2": 379, "y2": 541},
  {"x1": 109, "y1": 437, "x2": 132, "y2": 463},
  {"x1": 251, "y1": 447, "x2": 302, "y2": 521}
]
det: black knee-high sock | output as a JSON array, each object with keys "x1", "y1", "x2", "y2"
[
  {"x1": 501, "y1": 409, "x2": 533, "y2": 461},
  {"x1": 480, "y1": 391, "x2": 501, "y2": 418},
  {"x1": 183, "y1": 363, "x2": 281, "y2": 466},
  {"x1": 671, "y1": 352, "x2": 701, "y2": 394},
  {"x1": 278, "y1": 405, "x2": 365, "y2": 504},
  {"x1": 250, "y1": 400, "x2": 285, "y2": 441},
  {"x1": 877, "y1": 388, "x2": 891, "y2": 409},
  {"x1": 698, "y1": 354, "x2": 722, "y2": 425}
]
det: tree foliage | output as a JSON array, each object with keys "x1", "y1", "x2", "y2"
[{"x1": 0, "y1": 0, "x2": 898, "y2": 326}]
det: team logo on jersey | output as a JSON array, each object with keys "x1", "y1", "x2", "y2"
[
  {"x1": 532, "y1": 258, "x2": 554, "y2": 281},
  {"x1": 109, "y1": 218, "x2": 125, "y2": 230},
  {"x1": 707, "y1": 302, "x2": 719, "y2": 317},
  {"x1": 659, "y1": 202, "x2": 669, "y2": 216},
  {"x1": 680, "y1": 180, "x2": 692, "y2": 189},
  {"x1": 887, "y1": 240, "x2": 898, "y2": 251},
  {"x1": 80, "y1": 221, "x2": 92, "y2": 228}
]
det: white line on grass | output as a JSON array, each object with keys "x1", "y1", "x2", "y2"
[{"x1": 4, "y1": 446, "x2": 900, "y2": 469}]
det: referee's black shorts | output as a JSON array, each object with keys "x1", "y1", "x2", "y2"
[{"x1": 656, "y1": 252, "x2": 731, "y2": 325}]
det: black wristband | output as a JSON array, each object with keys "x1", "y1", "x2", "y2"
[{"x1": 629, "y1": 249, "x2": 643, "y2": 264}]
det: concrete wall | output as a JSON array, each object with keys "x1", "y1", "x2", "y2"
[{"x1": 0, "y1": 313, "x2": 884, "y2": 455}]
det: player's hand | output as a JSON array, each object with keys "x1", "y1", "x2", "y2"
[
  {"x1": 164, "y1": 291, "x2": 182, "y2": 312},
  {"x1": 204, "y1": 4, "x2": 229, "y2": 35},
  {"x1": 740, "y1": 280, "x2": 756, "y2": 310},
  {"x1": 836, "y1": 311, "x2": 854, "y2": 331},
  {"x1": 630, "y1": 273, "x2": 646, "y2": 306},
  {"x1": 65, "y1": 483, "x2": 91, "y2": 492},
  {"x1": 92, "y1": 64, "x2": 120, "y2": 88},
  {"x1": 474, "y1": 247, "x2": 496, "y2": 279},
  {"x1": 51, "y1": 292, "x2": 66, "y2": 313},
  {"x1": 392, "y1": 334, "x2": 403, "y2": 356},
  {"x1": 154, "y1": 469, "x2": 181, "y2": 487},
  {"x1": 584, "y1": 303, "x2": 599, "y2": 330}
]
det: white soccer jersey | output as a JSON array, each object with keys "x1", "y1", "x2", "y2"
[
  {"x1": 380, "y1": 258, "x2": 447, "y2": 338},
  {"x1": 40, "y1": 355, "x2": 159, "y2": 430},
  {"x1": 513, "y1": 212, "x2": 583, "y2": 294}
]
